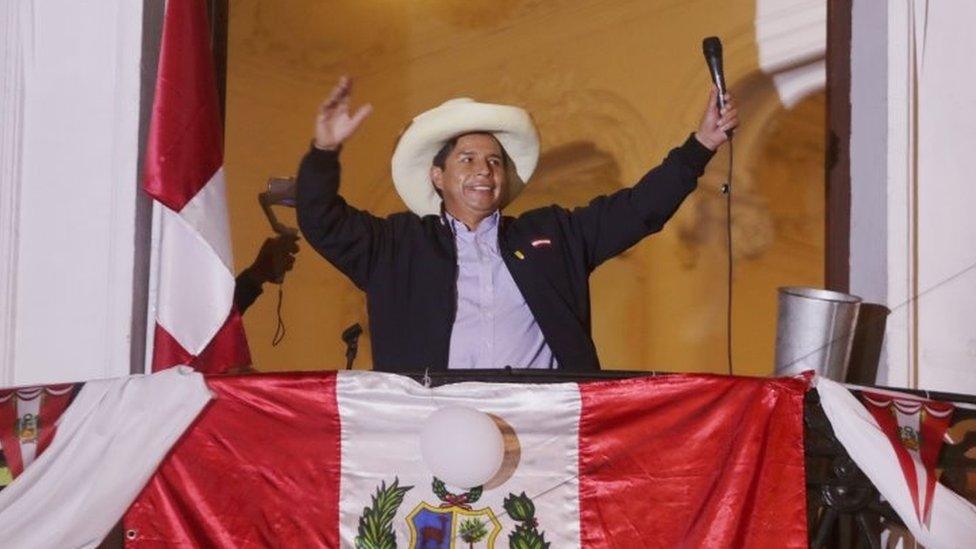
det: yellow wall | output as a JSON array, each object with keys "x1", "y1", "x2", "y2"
[{"x1": 225, "y1": 0, "x2": 824, "y2": 375}]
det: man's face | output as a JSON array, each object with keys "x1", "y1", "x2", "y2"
[{"x1": 430, "y1": 133, "x2": 509, "y2": 223}]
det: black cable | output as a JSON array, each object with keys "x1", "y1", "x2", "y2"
[
  {"x1": 272, "y1": 285, "x2": 286, "y2": 346},
  {"x1": 723, "y1": 139, "x2": 734, "y2": 376}
]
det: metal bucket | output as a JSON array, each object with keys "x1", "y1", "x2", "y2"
[{"x1": 774, "y1": 287, "x2": 862, "y2": 380}]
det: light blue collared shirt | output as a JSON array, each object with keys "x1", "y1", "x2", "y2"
[{"x1": 445, "y1": 211, "x2": 557, "y2": 369}]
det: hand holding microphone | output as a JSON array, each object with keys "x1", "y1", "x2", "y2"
[{"x1": 695, "y1": 36, "x2": 739, "y2": 150}]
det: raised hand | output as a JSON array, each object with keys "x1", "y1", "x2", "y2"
[
  {"x1": 314, "y1": 76, "x2": 373, "y2": 151},
  {"x1": 694, "y1": 87, "x2": 739, "y2": 151}
]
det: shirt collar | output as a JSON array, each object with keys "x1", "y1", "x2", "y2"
[{"x1": 445, "y1": 210, "x2": 500, "y2": 239}]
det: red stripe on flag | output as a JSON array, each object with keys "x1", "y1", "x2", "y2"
[
  {"x1": 578, "y1": 374, "x2": 808, "y2": 548},
  {"x1": 862, "y1": 394, "x2": 924, "y2": 521},
  {"x1": 919, "y1": 402, "x2": 953, "y2": 525},
  {"x1": 0, "y1": 397, "x2": 23, "y2": 478},
  {"x1": 152, "y1": 309, "x2": 252, "y2": 374},
  {"x1": 36, "y1": 387, "x2": 74, "y2": 456},
  {"x1": 150, "y1": 324, "x2": 193, "y2": 372},
  {"x1": 124, "y1": 373, "x2": 341, "y2": 547},
  {"x1": 142, "y1": 0, "x2": 223, "y2": 212}
]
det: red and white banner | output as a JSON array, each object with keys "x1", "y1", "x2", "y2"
[
  {"x1": 0, "y1": 368, "x2": 211, "y2": 548},
  {"x1": 0, "y1": 384, "x2": 74, "y2": 482},
  {"x1": 861, "y1": 391, "x2": 953, "y2": 526},
  {"x1": 125, "y1": 372, "x2": 809, "y2": 547},
  {"x1": 143, "y1": 0, "x2": 249, "y2": 373},
  {"x1": 818, "y1": 377, "x2": 976, "y2": 547}
]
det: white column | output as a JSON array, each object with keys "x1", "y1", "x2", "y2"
[
  {"x1": 849, "y1": 0, "x2": 889, "y2": 382},
  {"x1": 1, "y1": 1, "x2": 144, "y2": 385},
  {"x1": 850, "y1": 0, "x2": 887, "y2": 307},
  {"x1": 884, "y1": 0, "x2": 914, "y2": 389},
  {"x1": 884, "y1": 1, "x2": 976, "y2": 393},
  {"x1": 912, "y1": 2, "x2": 976, "y2": 393},
  {"x1": 0, "y1": 1, "x2": 32, "y2": 386}
]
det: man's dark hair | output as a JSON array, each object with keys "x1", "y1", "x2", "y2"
[
  {"x1": 431, "y1": 136, "x2": 461, "y2": 170},
  {"x1": 430, "y1": 132, "x2": 509, "y2": 170}
]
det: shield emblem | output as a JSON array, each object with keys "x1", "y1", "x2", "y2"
[
  {"x1": 16, "y1": 413, "x2": 38, "y2": 444},
  {"x1": 406, "y1": 503, "x2": 502, "y2": 549}
]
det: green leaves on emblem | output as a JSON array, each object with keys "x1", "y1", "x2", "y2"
[
  {"x1": 354, "y1": 477, "x2": 413, "y2": 549},
  {"x1": 509, "y1": 527, "x2": 550, "y2": 549},
  {"x1": 431, "y1": 477, "x2": 482, "y2": 508},
  {"x1": 503, "y1": 492, "x2": 550, "y2": 549},
  {"x1": 458, "y1": 517, "x2": 489, "y2": 547},
  {"x1": 502, "y1": 492, "x2": 535, "y2": 522}
]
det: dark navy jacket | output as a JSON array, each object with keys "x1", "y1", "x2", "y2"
[{"x1": 296, "y1": 135, "x2": 713, "y2": 372}]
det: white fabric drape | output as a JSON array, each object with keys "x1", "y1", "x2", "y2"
[{"x1": 0, "y1": 367, "x2": 212, "y2": 548}]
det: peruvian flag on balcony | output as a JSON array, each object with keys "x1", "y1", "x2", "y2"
[
  {"x1": 143, "y1": 0, "x2": 249, "y2": 373},
  {"x1": 124, "y1": 372, "x2": 809, "y2": 547}
]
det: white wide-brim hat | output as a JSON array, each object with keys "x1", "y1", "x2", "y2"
[{"x1": 391, "y1": 98, "x2": 540, "y2": 217}]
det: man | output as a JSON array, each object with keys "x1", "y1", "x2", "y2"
[{"x1": 297, "y1": 76, "x2": 738, "y2": 372}]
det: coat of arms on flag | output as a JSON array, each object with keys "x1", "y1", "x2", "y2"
[
  {"x1": 860, "y1": 391, "x2": 954, "y2": 527},
  {"x1": 354, "y1": 475, "x2": 549, "y2": 548},
  {"x1": 0, "y1": 384, "x2": 75, "y2": 488}
]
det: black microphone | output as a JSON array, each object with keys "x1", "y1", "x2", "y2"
[
  {"x1": 342, "y1": 323, "x2": 363, "y2": 370},
  {"x1": 702, "y1": 36, "x2": 731, "y2": 136}
]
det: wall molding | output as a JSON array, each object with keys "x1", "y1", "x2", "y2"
[
  {"x1": 756, "y1": 0, "x2": 827, "y2": 108},
  {"x1": 883, "y1": 1, "x2": 915, "y2": 389},
  {"x1": 0, "y1": 1, "x2": 31, "y2": 386}
]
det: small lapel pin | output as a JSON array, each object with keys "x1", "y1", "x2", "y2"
[{"x1": 514, "y1": 250, "x2": 525, "y2": 260}]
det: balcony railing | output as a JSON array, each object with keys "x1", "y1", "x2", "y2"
[{"x1": 406, "y1": 369, "x2": 976, "y2": 548}]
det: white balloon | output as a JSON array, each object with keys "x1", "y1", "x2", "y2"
[{"x1": 419, "y1": 406, "x2": 505, "y2": 489}]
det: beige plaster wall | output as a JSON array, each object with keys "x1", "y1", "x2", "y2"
[{"x1": 224, "y1": 0, "x2": 824, "y2": 375}]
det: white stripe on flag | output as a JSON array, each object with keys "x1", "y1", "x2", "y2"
[
  {"x1": 177, "y1": 168, "x2": 234, "y2": 271},
  {"x1": 156, "y1": 200, "x2": 235, "y2": 355},
  {"x1": 337, "y1": 371, "x2": 582, "y2": 547},
  {"x1": 15, "y1": 396, "x2": 39, "y2": 469}
]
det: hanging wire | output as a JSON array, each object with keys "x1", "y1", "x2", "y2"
[
  {"x1": 723, "y1": 139, "x2": 735, "y2": 376},
  {"x1": 272, "y1": 285, "x2": 286, "y2": 346}
]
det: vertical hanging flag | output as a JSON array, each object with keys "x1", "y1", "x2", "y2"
[
  {"x1": 143, "y1": 0, "x2": 250, "y2": 372},
  {"x1": 861, "y1": 392, "x2": 954, "y2": 526}
]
